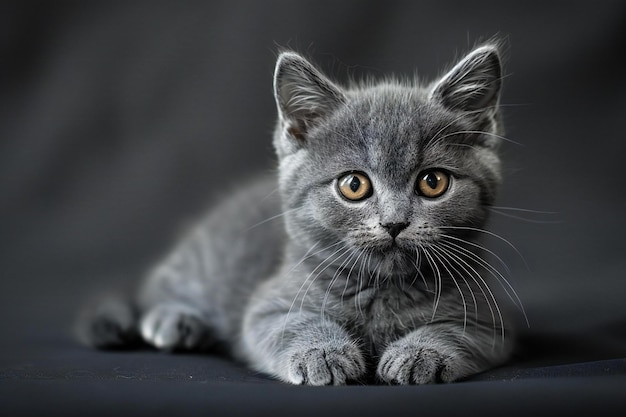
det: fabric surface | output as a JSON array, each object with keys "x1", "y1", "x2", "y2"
[{"x1": 1, "y1": 1, "x2": 625, "y2": 415}]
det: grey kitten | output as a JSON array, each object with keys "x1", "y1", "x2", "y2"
[{"x1": 78, "y1": 43, "x2": 517, "y2": 385}]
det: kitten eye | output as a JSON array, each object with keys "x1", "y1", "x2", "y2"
[
  {"x1": 416, "y1": 170, "x2": 450, "y2": 198},
  {"x1": 337, "y1": 172, "x2": 373, "y2": 201}
]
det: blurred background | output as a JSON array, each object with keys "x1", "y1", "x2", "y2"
[{"x1": 1, "y1": 1, "x2": 624, "y2": 361}]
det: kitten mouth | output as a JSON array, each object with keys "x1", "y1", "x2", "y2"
[
  {"x1": 362, "y1": 236, "x2": 408, "y2": 254},
  {"x1": 372, "y1": 239, "x2": 412, "y2": 260},
  {"x1": 390, "y1": 238, "x2": 402, "y2": 248},
  {"x1": 375, "y1": 248, "x2": 414, "y2": 276},
  {"x1": 384, "y1": 237, "x2": 408, "y2": 251}
]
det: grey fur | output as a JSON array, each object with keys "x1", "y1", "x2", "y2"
[{"x1": 77, "y1": 43, "x2": 515, "y2": 385}]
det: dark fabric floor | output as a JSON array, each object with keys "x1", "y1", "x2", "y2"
[{"x1": 1, "y1": 1, "x2": 625, "y2": 416}]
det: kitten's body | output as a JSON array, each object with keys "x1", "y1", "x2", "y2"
[{"x1": 79, "y1": 44, "x2": 516, "y2": 385}]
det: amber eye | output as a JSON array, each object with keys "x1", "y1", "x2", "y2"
[
  {"x1": 338, "y1": 172, "x2": 373, "y2": 201},
  {"x1": 416, "y1": 170, "x2": 450, "y2": 198}
]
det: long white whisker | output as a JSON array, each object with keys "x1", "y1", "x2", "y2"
[
  {"x1": 371, "y1": 255, "x2": 384, "y2": 289},
  {"x1": 341, "y1": 247, "x2": 366, "y2": 306},
  {"x1": 489, "y1": 206, "x2": 559, "y2": 215},
  {"x1": 243, "y1": 207, "x2": 302, "y2": 232},
  {"x1": 428, "y1": 245, "x2": 469, "y2": 335},
  {"x1": 489, "y1": 208, "x2": 562, "y2": 224},
  {"x1": 441, "y1": 238, "x2": 529, "y2": 328},
  {"x1": 321, "y1": 247, "x2": 358, "y2": 322},
  {"x1": 436, "y1": 243, "x2": 502, "y2": 346},
  {"x1": 300, "y1": 245, "x2": 352, "y2": 314},
  {"x1": 438, "y1": 226, "x2": 529, "y2": 271},
  {"x1": 422, "y1": 248, "x2": 443, "y2": 322},
  {"x1": 438, "y1": 242, "x2": 506, "y2": 346},
  {"x1": 256, "y1": 187, "x2": 280, "y2": 204},
  {"x1": 280, "y1": 241, "x2": 344, "y2": 343},
  {"x1": 355, "y1": 249, "x2": 372, "y2": 317},
  {"x1": 441, "y1": 234, "x2": 520, "y2": 301},
  {"x1": 438, "y1": 129, "x2": 523, "y2": 147},
  {"x1": 433, "y1": 244, "x2": 482, "y2": 327},
  {"x1": 412, "y1": 247, "x2": 433, "y2": 292},
  {"x1": 426, "y1": 109, "x2": 488, "y2": 151},
  {"x1": 440, "y1": 232, "x2": 514, "y2": 278}
]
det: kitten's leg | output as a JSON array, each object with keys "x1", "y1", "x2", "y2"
[
  {"x1": 377, "y1": 323, "x2": 510, "y2": 384},
  {"x1": 75, "y1": 295, "x2": 141, "y2": 349},
  {"x1": 240, "y1": 307, "x2": 366, "y2": 385},
  {"x1": 139, "y1": 302, "x2": 215, "y2": 351}
]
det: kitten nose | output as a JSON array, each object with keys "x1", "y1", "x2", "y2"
[{"x1": 381, "y1": 222, "x2": 409, "y2": 239}]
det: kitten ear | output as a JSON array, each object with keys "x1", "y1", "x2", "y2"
[
  {"x1": 274, "y1": 52, "x2": 346, "y2": 142},
  {"x1": 429, "y1": 44, "x2": 502, "y2": 113}
]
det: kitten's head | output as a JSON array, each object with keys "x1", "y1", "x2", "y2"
[{"x1": 273, "y1": 45, "x2": 503, "y2": 276}]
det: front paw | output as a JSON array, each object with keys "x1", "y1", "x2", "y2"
[
  {"x1": 140, "y1": 304, "x2": 214, "y2": 351},
  {"x1": 287, "y1": 342, "x2": 366, "y2": 386},
  {"x1": 377, "y1": 341, "x2": 462, "y2": 385}
]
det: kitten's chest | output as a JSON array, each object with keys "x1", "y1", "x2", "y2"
[{"x1": 349, "y1": 285, "x2": 432, "y2": 352}]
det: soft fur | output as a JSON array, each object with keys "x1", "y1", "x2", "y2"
[{"x1": 77, "y1": 43, "x2": 517, "y2": 385}]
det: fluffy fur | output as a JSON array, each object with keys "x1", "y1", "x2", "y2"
[{"x1": 77, "y1": 43, "x2": 518, "y2": 385}]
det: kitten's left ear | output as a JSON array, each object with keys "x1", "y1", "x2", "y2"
[
  {"x1": 429, "y1": 44, "x2": 502, "y2": 113},
  {"x1": 274, "y1": 51, "x2": 346, "y2": 142}
]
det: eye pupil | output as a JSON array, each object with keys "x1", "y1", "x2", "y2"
[
  {"x1": 425, "y1": 173, "x2": 438, "y2": 189},
  {"x1": 417, "y1": 170, "x2": 450, "y2": 198},
  {"x1": 349, "y1": 177, "x2": 361, "y2": 192},
  {"x1": 338, "y1": 172, "x2": 372, "y2": 201}
]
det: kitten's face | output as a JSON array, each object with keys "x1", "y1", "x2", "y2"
[{"x1": 273, "y1": 47, "x2": 503, "y2": 276}]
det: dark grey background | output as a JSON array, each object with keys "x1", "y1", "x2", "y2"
[{"x1": 1, "y1": 1, "x2": 625, "y2": 415}]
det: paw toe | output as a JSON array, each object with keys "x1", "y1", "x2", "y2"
[
  {"x1": 378, "y1": 345, "x2": 446, "y2": 385},
  {"x1": 288, "y1": 344, "x2": 365, "y2": 386},
  {"x1": 140, "y1": 304, "x2": 213, "y2": 351}
]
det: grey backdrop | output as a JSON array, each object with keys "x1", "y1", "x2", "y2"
[{"x1": 1, "y1": 1, "x2": 625, "y2": 415}]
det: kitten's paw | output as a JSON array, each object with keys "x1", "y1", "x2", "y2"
[
  {"x1": 287, "y1": 342, "x2": 366, "y2": 386},
  {"x1": 140, "y1": 304, "x2": 214, "y2": 351},
  {"x1": 377, "y1": 341, "x2": 461, "y2": 384},
  {"x1": 75, "y1": 296, "x2": 139, "y2": 349}
]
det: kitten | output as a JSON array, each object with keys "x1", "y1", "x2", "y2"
[{"x1": 78, "y1": 42, "x2": 517, "y2": 385}]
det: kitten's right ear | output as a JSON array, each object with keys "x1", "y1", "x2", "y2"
[
  {"x1": 274, "y1": 52, "x2": 346, "y2": 143},
  {"x1": 429, "y1": 44, "x2": 503, "y2": 114}
]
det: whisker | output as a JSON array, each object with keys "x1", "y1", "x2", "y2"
[
  {"x1": 280, "y1": 241, "x2": 344, "y2": 343},
  {"x1": 412, "y1": 247, "x2": 434, "y2": 292},
  {"x1": 438, "y1": 241, "x2": 507, "y2": 346},
  {"x1": 438, "y1": 226, "x2": 529, "y2": 271},
  {"x1": 489, "y1": 206, "x2": 559, "y2": 215},
  {"x1": 438, "y1": 130, "x2": 524, "y2": 147},
  {"x1": 427, "y1": 109, "x2": 488, "y2": 149},
  {"x1": 440, "y1": 233, "x2": 514, "y2": 278},
  {"x1": 370, "y1": 255, "x2": 382, "y2": 289},
  {"x1": 257, "y1": 187, "x2": 280, "y2": 203},
  {"x1": 443, "y1": 143, "x2": 483, "y2": 152},
  {"x1": 341, "y1": 247, "x2": 366, "y2": 305},
  {"x1": 428, "y1": 245, "x2": 470, "y2": 335},
  {"x1": 436, "y1": 243, "x2": 503, "y2": 346},
  {"x1": 321, "y1": 247, "x2": 358, "y2": 322},
  {"x1": 421, "y1": 248, "x2": 443, "y2": 322},
  {"x1": 489, "y1": 209, "x2": 563, "y2": 224},
  {"x1": 300, "y1": 245, "x2": 352, "y2": 314},
  {"x1": 434, "y1": 244, "x2": 485, "y2": 327},
  {"x1": 441, "y1": 238, "x2": 529, "y2": 328},
  {"x1": 243, "y1": 207, "x2": 302, "y2": 232},
  {"x1": 355, "y1": 249, "x2": 373, "y2": 317},
  {"x1": 488, "y1": 206, "x2": 562, "y2": 224}
]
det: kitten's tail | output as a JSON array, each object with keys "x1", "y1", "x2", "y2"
[{"x1": 74, "y1": 294, "x2": 142, "y2": 349}]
